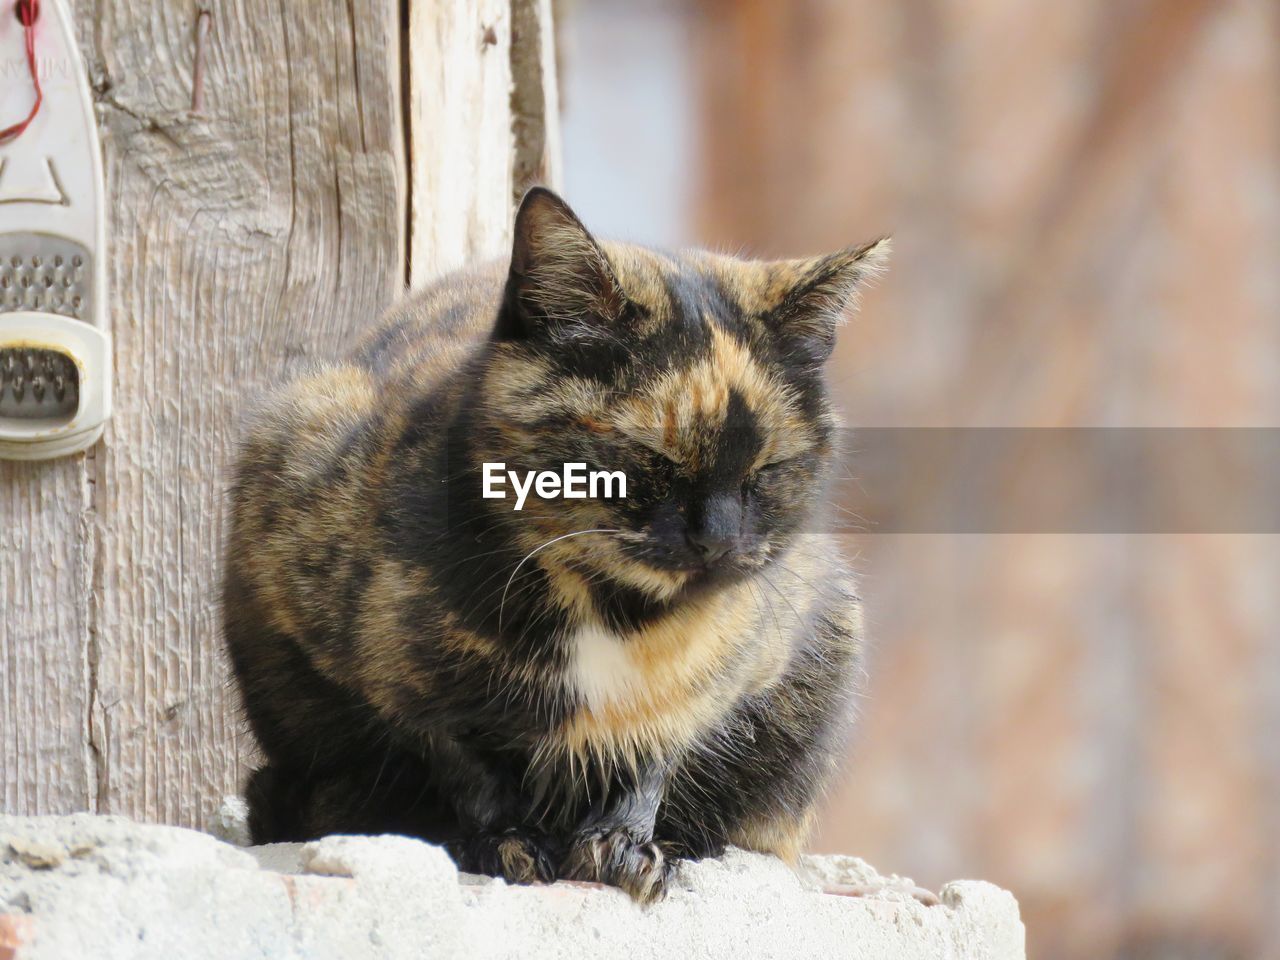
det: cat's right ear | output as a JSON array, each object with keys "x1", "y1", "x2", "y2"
[{"x1": 496, "y1": 187, "x2": 626, "y2": 341}]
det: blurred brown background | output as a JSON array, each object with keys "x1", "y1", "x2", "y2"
[{"x1": 560, "y1": 1, "x2": 1280, "y2": 958}]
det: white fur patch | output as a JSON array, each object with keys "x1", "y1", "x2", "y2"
[{"x1": 566, "y1": 623, "x2": 643, "y2": 711}]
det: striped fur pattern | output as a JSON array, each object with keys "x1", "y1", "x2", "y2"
[{"x1": 223, "y1": 188, "x2": 887, "y2": 901}]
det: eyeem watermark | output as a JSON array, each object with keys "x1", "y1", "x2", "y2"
[{"x1": 483, "y1": 462, "x2": 627, "y2": 511}]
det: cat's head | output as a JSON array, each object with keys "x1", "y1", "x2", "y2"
[{"x1": 473, "y1": 188, "x2": 887, "y2": 605}]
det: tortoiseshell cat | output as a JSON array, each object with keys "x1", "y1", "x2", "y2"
[{"x1": 223, "y1": 188, "x2": 887, "y2": 902}]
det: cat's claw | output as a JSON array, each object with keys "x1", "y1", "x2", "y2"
[
  {"x1": 561, "y1": 829, "x2": 672, "y2": 904},
  {"x1": 447, "y1": 828, "x2": 556, "y2": 885}
]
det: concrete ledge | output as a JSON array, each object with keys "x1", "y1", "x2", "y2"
[{"x1": 0, "y1": 814, "x2": 1024, "y2": 959}]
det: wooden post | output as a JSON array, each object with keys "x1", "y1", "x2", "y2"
[
  {"x1": 1, "y1": 0, "x2": 560, "y2": 830},
  {"x1": 407, "y1": 0, "x2": 561, "y2": 287}
]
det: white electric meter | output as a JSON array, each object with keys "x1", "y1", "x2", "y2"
[{"x1": 0, "y1": 0, "x2": 110, "y2": 460}]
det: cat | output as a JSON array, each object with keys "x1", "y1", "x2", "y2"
[{"x1": 223, "y1": 187, "x2": 887, "y2": 902}]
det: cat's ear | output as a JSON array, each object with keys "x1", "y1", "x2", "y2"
[
  {"x1": 496, "y1": 187, "x2": 626, "y2": 341},
  {"x1": 765, "y1": 238, "x2": 890, "y2": 364}
]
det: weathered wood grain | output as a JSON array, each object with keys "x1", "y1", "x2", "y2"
[
  {"x1": 511, "y1": 0, "x2": 562, "y2": 199},
  {"x1": 80, "y1": 0, "x2": 407, "y2": 826},
  {"x1": 0, "y1": 456, "x2": 94, "y2": 814},
  {"x1": 407, "y1": 0, "x2": 515, "y2": 286},
  {"x1": 405, "y1": 0, "x2": 562, "y2": 289},
  {"x1": 1, "y1": 0, "x2": 560, "y2": 832}
]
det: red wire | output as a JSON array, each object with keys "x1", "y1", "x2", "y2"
[{"x1": 0, "y1": 0, "x2": 43, "y2": 145}]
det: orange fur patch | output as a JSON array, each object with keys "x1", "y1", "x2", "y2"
[{"x1": 551, "y1": 583, "x2": 762, "y2": 766}]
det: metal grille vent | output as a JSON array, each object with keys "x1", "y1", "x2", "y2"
[
  {"x1": 0, "y1": 235, "x2": 91, "y2": 422},
  {"x1": 0, "y1": 234, "x2": 92, "y2": 320}
]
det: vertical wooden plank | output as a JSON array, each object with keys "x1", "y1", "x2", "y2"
[
  {"x1": 82, "y1": 0, "x2": 406, "y2": 828},
  {"x1": 2, "y1": 0, "x2": 561, "y2": 835},
  {"x1": 407, "y1": 0, "x2": 515, "y2": 286},
  {"x1": 510, "y1": 0, "x2": 562, "y2": 197},
  {"x1": 0, "y1": 458, "x2": 94, "y2": 815},
  {"x1": 2, "y1": 9, "x2": 104, "y2": 820}
]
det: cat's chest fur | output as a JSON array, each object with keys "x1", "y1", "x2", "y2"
[
  {"x1": 553, "y1": 591, "x2": 774, "y2": 760},
  {"x1": 566, "y1": 621, "x2": 649, "y2": 712}
]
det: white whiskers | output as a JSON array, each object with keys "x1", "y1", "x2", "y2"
[{"x1": 497, "y1": 529, "x2": 619, "y2": 632}]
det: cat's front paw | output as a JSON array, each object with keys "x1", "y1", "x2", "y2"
[
  {"x1": 447, "y1": 828, "x2": 556, "y2": 885},
  {"x1": 561, "y1": 829, "x2": 672, "y2": 904}
]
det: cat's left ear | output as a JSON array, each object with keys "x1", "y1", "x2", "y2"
[
  {"x1": 766, "y1": 238, "x2": 891, "y2": 365},
  {"x1": 496, "y1": 187, "x2": 627, "y2": 341}
]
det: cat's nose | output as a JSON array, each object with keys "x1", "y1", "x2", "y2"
[
  {"x1": 687, "y1": 495, "x2": 742, "y2": 565},
  {"x1": 686, "y1": 528, "x2": 734, "y2": 564}
]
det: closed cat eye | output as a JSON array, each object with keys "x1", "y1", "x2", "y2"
[
  {"x1": 627, "y1": 437, "x2": 683, "y2": 469},
  {"x1": 757, "y1": 453, "x2": 806, "y2": 473},
  {"x1": 743, "y1": 458, "x2": 792, "y2": 493}
]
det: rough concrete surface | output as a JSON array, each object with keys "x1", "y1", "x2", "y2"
[{"x1": 0, "y1": 812, "x2": 1024, "y2": 959}]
